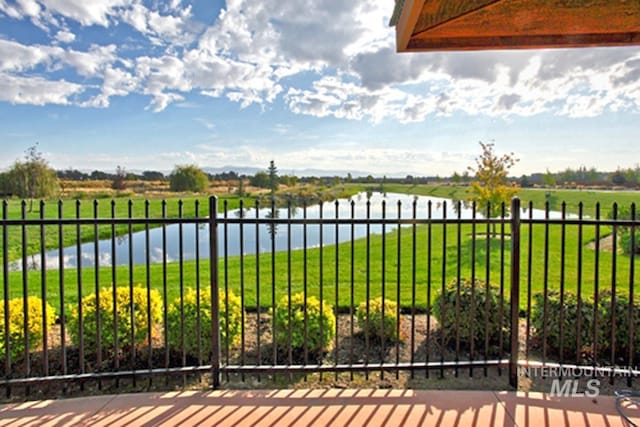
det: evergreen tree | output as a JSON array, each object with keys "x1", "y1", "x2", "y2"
[{"x1": 268, "y1": 160, "x2": 279, "y2": 195}]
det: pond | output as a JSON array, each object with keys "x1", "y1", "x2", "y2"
[{"x1": 19, "y1": 192, "x2": 564, "y2": 270}]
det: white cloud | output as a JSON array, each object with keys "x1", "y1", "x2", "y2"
[
  {"x1": 0, "y1": 38, "x2": 58, "y2": 72},
  {"x1": 61, "y1": 44, "x2": 118, "y2": 77},
  {"x1": 38, "y1": 0, "x2": 129, "y2": 27},
  {"x1": 54, "y1": 30, "x2": 75, "y2": 43},
  {"x1": 0, "y1": 0, "x2": 42, "y2": 20},
  {"x1": 0, "y1": 72, "x2": 83, "y2": 105},
  {"x1": 149, "y1": 144, "x2": 476, "y2": 176},
  {"x1": 84, "y1": 66, "x2": 138, "y2": 108},
  {"x1": 1, "y1": 0, "x2": 640, "y2": 121},
  {"x1": 120, "y1": 2, "x2": 193, "y2": 45}
]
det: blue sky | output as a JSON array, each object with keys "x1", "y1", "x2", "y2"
[{"x1": 1, "y1": 0, "x2": 639, "y2": 177}]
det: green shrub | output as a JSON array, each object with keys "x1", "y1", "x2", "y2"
[
  {"x1": 531, "y1": 290, "x2": 594, "y2": 359},
  {"x1": 620, "y1": 231, "x2": 639, "y2": 255},
  {"x1": 595, "y1": 291, "x2": 640, "y2": 363},
  {"x1": 356, "y1": 297, "x2": 402, "y2": 342},
  {"x1": 68, "y1": 286, "x2": 162, "y2": 352},
  {"x1": 432, "y1": 278, "x2": 508, "y2": 349},
  {"x1": 0, "y1": 296, "x2": 56, "y2": 362},
  {"x1": 169, "y1": 164, "x2": 208, "y2": 192},
  {"x1": 167, "y1": 287, "x2": 242, "y2": 356},
  {"x1": 531, "y1": 290, "x2": 640, "y2": 363},
  {"x1": 273, "y1": 292, "x2": 336, "y2": 354}
]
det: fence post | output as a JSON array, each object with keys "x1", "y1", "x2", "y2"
[
  {"x1": 509, "y1": 197, "x2": 521, "y2": 388},
  {"x1": 209, "y1": 196, "x2": 221, "y2": 388}
]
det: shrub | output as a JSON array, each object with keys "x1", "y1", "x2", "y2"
[
  {"x1": 169, "y1": 164, "x2": 209, "y2": 192},
  {"x1": 595, "y1": 291, "x2": 640, "y2": 363},
  {"x1": 620, "y1": 231, "x2": 639, "y2": 255},
  {"x1": 432, "y1": 278, "x2": 508, "y2": 349},
  {"x1": 356, "y1": 297, "x2": 402, "y2": 342},
  {"x1": 68, "y1": 286, "x2": 162, "y2": 352},
  {"x1": 0, "y1": 296, "x2": 56, "y2": 362},
  {"x1": 531, "y1": 290, "x2": 640, "y2": 363},
  {"x1": 273, "y1": 292, "x2": 336, "y2": 354},
  {"x1": 607, "y1": 205, "x2": 639, "y2": 255},
  {"x1": 530, "y1": 290, "x2": 594, "y2": 360},
  {"x1": 167, "y1": 287, "x2": 242, "y2": 357}
]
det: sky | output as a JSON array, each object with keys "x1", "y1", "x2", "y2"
[{"x1": 0, "y1": 0, "x2": 639, "y2": 178}]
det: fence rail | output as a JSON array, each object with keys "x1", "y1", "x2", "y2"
[{"x1": 0, "y1": 195, "x2": 637, "y2": 397}]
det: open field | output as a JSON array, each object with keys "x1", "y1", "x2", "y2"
[
  {"x1": 379, "y1": 183, "x2": 639, "y2": 217},
  {"x1": 3, "y1": 218, "x2": 636, "y2": 313},
  {"x1": 1, "y1": 183, "x2": 637, "y2": 313}
]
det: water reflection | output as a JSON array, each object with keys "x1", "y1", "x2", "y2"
[{"x1": 12, "y1": 192, "x2": 569, "y2": 271}]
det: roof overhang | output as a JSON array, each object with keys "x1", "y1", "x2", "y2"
[{"x1": 391, "y1": 0, "x2": 640, "y2": 52}]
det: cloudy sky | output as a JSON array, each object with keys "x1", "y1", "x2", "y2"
[{"x1": 1, "y1": 0, "x2": 639, "y2": 177}]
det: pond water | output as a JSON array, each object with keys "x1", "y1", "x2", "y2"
[{"x1": 19, "y1": 192, "x2": 565, "y2": 270}]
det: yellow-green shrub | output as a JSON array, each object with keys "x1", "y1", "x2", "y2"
[
  {"x1": 68, "y1": 286, "x2": 162, "y2": 352},
  {"x1": 356, "y1": 297, "x2": 402, "y2": 342},
  {"x1": 273, "y1": 292, "x2": 336, "y2": 353},
  {"x1": 0, "y1": 296, "x2": 56, "y2": 362},
  {"x1": 167, "y1": 287, "x2": 242, "y2": 356}
]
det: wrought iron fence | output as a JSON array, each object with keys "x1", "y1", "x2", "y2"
[{"x1": 0, "y1": 195, "x2": 637, "y2": 397}]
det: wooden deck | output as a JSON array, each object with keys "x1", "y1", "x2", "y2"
[{"x1": 0, "y1": 389, "x2": 638, "y2": 426}]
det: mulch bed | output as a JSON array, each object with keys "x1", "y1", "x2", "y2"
[{"x1": 1, "y1": 315, "x2": 635, "y2": 400}]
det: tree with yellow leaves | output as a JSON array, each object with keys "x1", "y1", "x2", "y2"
[{"x1": 468, "y1": 142, "x2": 519, "y2": 234}]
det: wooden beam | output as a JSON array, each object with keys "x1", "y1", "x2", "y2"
[
  {"x1": 419, "y1": 0, "x2": 640, "y2": 38},
  {"x1": 407, "y1": 32, "x2": 640, "y2": 51},
  {"x1": 395, "y1": 0, "x2": 640, "y2": 51},
  {"x1": 396, "y1": 0, "x2": 424, "y2": 52},
  {"x1": 415, "y1": 0, "x2": 502, "y2": 33}
]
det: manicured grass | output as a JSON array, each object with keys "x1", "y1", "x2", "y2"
[
  {"x1": 5, "y1": 218, "x2": 638, "y2": 314},
  {"x1": 2, "y1": 184, "x2": 637, "y2": 316},
  {"x1": 379, "y1": 183, "x2": 639, "y2": 217}
]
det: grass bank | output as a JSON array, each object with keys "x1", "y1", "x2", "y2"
[
  {"x1": 379, "y1": 183, "x2": 639, "y2": 217},
  {"x1": 6, "y1": 219, "x2": 637, "y2": 313}
]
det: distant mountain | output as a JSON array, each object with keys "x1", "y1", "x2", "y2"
[
  {"x1": 202, "y1": 165, "x2": 372, "y2": 178},
  {"x1": 202, "y1": 166, "x2": 261, "y2": 176}
]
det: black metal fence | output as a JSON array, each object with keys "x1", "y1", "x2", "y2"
[{"x1": 0, "y1": 195, "x2": 637, "y2": 396}]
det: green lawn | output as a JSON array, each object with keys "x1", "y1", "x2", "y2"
[
  {"x1": 379, "y1": 183, "x2": 639, "y2": 217},
  {"x1": 2, "y1": 184, "x2": 637, "y2": 314},
  {"x1": 5, "y1": 218, "x2": 637, "y2": 314}
]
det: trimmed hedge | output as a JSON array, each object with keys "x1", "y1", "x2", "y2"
[
  {"x1": 68, "y1": 286, "x2": 162, "y2": 352},
  {"x1": 167, "y1": 287, "x2": 243, "y2": 357},
  {"x1": 531, "y1": 290, "x2": 593, "y2": 359},
  {"x1": 356, "y1": 297, "x2": 402, "y2": 342},
  {"x1": 273, "y1": 292, "x2": 336, "y2": 354},
  {"x1": 433, "y1": 278, "x2": 508, "y2": 350},
  {"x1": 0, "y1": 296, "x2": 56, "y2": 362},
  {"x1": 531, "y1": 289, "x2": 640, "y2": 363}
]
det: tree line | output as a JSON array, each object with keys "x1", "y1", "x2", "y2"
[{"x1": 2, "y1": 144, "x2": 638, "y2": 205}]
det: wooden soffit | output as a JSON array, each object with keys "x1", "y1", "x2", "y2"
[{"x1": 391, "y1": 0, "x2": 640, "y2": 51}]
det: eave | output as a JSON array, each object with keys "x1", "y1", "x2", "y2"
[{"x1": 391, "y1": 0, "x2": 640, "y2": 52}]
